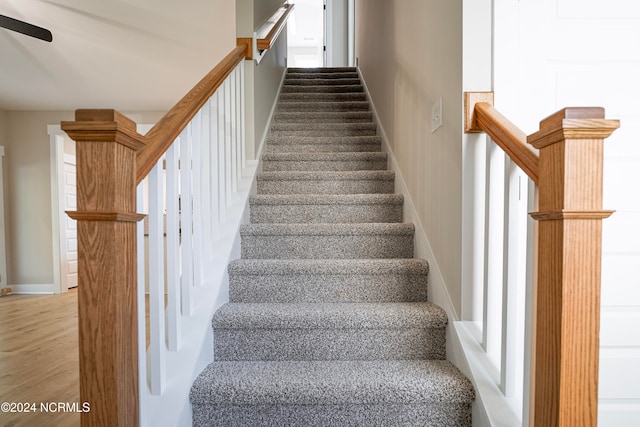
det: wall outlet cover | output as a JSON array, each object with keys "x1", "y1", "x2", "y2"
[{"x1": 431, "y1": 97, "x2": 443, "y2": 133}]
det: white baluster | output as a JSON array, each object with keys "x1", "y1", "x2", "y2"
[
  {"x1": 230, "y1": 68, "x2": 238, "y2": 192},
  {"x1": 218, "y1": 84, "x2": 228, "y2": 220},
  {"x1": 239, "y1": 63, "x2": 246, "y2": 170},
  {"x1": 209, "y1": 95, "x2": 220, "y2": 239},
  {"x1": 192, "y1": 111, "x2": 204, "y2": 287},
  {"x1": 180, "y1": 125, "x2": 193, "y2": 315},
  {"x1": 483, "y1": 142, "x2": 505, "y2": 372},
  {"x1": 500, "y1": 161, "x2": 528, "y2": 404},
  {"x1": 148, "y1": 159, "x2": 166, "y2": 395},
  {"x1": 165, "y1": 142, "x2": 181, "y2": 351},
  {"x1": 200, "y1": 101, "x2": 214, "y2": 261},
  {"x1": 224, "y1": 78, "x2": 232, "y2": 207},
  {"x1": 136, "y1": 182, "x2": 148, "y2": 424}
]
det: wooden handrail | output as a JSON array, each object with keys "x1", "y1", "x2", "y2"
[
  {"x1": 465, "y1": 92, "x2": 539, "y2": 184},
  {"x1": 256, "y1": 3, "x2": 295, "y2": 51},
  {"x1": 136, "y1": 44, "x2": 248, "y2": 183}
]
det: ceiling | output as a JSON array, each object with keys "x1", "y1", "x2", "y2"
[{"x1": 0, "y1": 0, "x2": 229, "y2": 111}]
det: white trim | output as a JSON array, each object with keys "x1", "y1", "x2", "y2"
[
  {"x1": 325, "y1": 0, "x2": 333, "y2": 67},
  {"x1": 48, "y1": 125, "x2": 65, "y2": 294},
  {"x1": 347, "y1": 0, "x2": 355, "y2": 67},
  {"x1": 0, "y1": 145, "x2": 7, "y2": 291},
  {"x1": 10, "y1": 284, "x2": 56, "y2": 294}
]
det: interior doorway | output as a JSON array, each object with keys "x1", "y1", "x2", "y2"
[
  {"x1": 0, "y1": 146, "x2": 8, "y2": 295},
  {"x1": 48, "y1": 125, "x2": 77, "y2": 294},
  {"x1": 287, "y1": 0, "x2": 326, "y2": 67}
]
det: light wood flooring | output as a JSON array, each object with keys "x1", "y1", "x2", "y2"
[
  {"x1": 0, "y1": 290, "x2": 80, "y2": 427},
  {"x1": 0, "y1": 290, "x2": 158, "y2": 426}
]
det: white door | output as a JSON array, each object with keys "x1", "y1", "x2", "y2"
[
  {"x1": 495, "y1": 0, "x2": 640, "y2": 425},
  {"x1": 62, "y1": 155, "x2": 78, "y2": 289},
  {"x1": 287, "y1": 0, "x2": 325, "y2": 67}
]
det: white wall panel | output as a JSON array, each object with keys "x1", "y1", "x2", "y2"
[{"x1": 495, "y1": 0, "x2": 640, "y2": 424}]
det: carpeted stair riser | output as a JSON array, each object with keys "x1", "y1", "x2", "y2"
[
  {"x1": 277, "y1": 101, "x2": 370, "y2": 112},
  {"x1": 288, "y1": 67, "x2": 357, "y2": 73},
  {"x1": 212, "y1": 302, "x2": 447, "y2": 361},
  {"x1": 271, "y1": 122, "x2": 377, "y2": 137},
  {"x1": 280, "y1": 92, "x2": 367, "y2": 102},
  {"x1": 240, "y1": 223, "x2": 414, "y2": 259},
  {"x1": 249, "y1": 194, "x2": 402, "y2": 223},
  {"x1": 190, "y1": 67, "x2": 475, "y2": 427},
  {"x1": 261, "y1": 152, "x2": 387, "y2": 172},
  {"x1": 257, "y1": 171, "x2": 394, "y2": 195},
  {"x1": 264, "y1": 135, "x2": 382, "y2": 153},
  {"x1": 286, "y1": 71, "x2": 358, "y2": 80},
  {"x1": 284, "y1": 78, "x2": 362, "y2": 86},
  {"x1": 274, "y1": 111, "x2": 374, "y2": 123},
  {"x1": 190, "y1": 360, "x2": 474, "y2": 427},
  {"x1": 228, "y1": 259, "x2": 428, "y2": 303},
  {"x1": 281, "y1": 84, "x2": 364, "y2": 94}
]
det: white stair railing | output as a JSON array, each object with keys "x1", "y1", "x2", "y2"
[
  {"x1": 459, "y1": 137, "x2": 534, "y2": 426},
  {"x1": 135, "y1": 60, "x2": 254, "y2": 426}
]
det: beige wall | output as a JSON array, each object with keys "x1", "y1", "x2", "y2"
[
  {"x1": 355, "y1": 0, "x2": 464, "y2": 316},
  {"x1": 238, "y1": 0, "x2": 288, "y2": 157},
  {"x1": 4, "y1": 111, "x2": 165, "y2": 288}
]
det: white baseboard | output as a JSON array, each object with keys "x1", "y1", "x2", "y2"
[{"x1": 10, "y1": 284, "x2": 56, "y2": 294}]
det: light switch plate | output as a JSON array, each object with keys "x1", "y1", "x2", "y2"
[{"x1": 431, "y1": 97, "x2": 443, "y2": 133}]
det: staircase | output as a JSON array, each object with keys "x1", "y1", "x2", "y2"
[{"x1": 190, "y1": 67, "x2": 475, "y2": 426}]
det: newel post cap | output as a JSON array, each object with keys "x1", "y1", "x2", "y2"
[
  {"x1": 528, "y1": 107, "x2": 620, "y2": 149},
  {"x1": 61, "y1": 109, "x2": 146, "y2": 151}
]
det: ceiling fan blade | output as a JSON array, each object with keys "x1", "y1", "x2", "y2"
[{"x1": 0, "y1": 14, "x2": 52, "y2": 42}]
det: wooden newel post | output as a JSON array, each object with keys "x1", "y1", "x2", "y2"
[
  {"x1": 62, "y1": 110, "x2": 146, "y2": 426},
  {"x1": 528, "y1": 108, "x2": 619, "y2": 427}
]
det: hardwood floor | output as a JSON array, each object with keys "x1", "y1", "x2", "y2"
[
  {"x1": 0, "y1": 290, "x2": 80, "y2": 427},
  {"x1": 0, "y1": 289, "x2": 159, "y2": 426},
  {"x1": 0, "y1": 289, "x2": 160, "y2": 427}
]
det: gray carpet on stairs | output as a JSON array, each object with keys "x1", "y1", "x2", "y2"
[{"x1": 190, "y1": 67, "x2": 474, "y2": 426}]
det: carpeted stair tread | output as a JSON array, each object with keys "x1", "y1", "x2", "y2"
[
  {"x1": 262, "y1": 152, "x2": 386, "y2": 162},
  {"x1": 280, "y1": 92, "x2": 367, "y2": 102},
  {"x1": 213, "y1": 302, "x2": 446, "y2": 329},
  {"x1": 240, "y1": 222, "x2": 414, "y2": 236},
  {"x1": 271, "y1": 121, "x2": 376, "y2": 134},
  {"x1": 212, "y1": 302, "x2": 447, "y2": 361},
  {"x1": 284, "y1": 78, "x2": 362, "y2": 86},
  {"x1": 257, "y1": 170, "x2": 394, "y2": 181},
  {"x1": 264, "y1": 135, "x2": 382, "y2": 153},
  {"x1": 191, "y1": 360, "x2": 475, "y2": 405},
  {"x1": 249, "y1": 193, "x2": 400, "y2": 206},
  {"x1": 240, "y1": 223, "x2": 414, "y2": 259},
  {"x1": 256, "y1": 170, "x2": 394, "y2": 195},
  {"x1": 274, "y1": 111, "x2": 373, "y2": 123},
  {"x1": 287, "y1": 67, "x2": 357, "y2": 73},
  {"x1": 277, "y1": 100, "x2": 370, "y2": 112},
  {"x1": 282, "y1": 85, "x2": 364, "y2": 94},
  {"x1": 261, "y1": 151, "x2": 387, "y2": 172},
  {"x1": 286, "y1": 72, "x2": 359, "y2": 80},
  {"x1": 249, "y1": 194, "x2": 402, "y2": 223},
  {"x1": 228, "y1": 258, "x2": 428, "y2": 303},
  {"x1": 228, "y1": 258, "x2": 427, "y2": 275}
]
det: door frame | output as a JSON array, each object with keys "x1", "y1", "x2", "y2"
[
  {"x1": 0, "y1": 145, "x2": 8, "y2": 294},
  {"x1": 48, "y1": 125, "x2": 75, "y2": 294}
]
